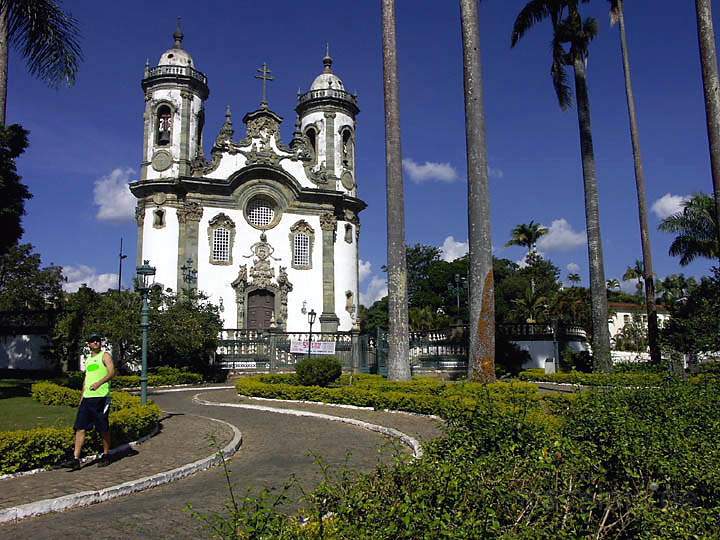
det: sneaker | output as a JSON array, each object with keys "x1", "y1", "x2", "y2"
[
  {"x1": 97, "y1": 454, "x2": 112, "y2": 467},
  {"x1": 61, "y1": 457, "x2": 81, "y2": 471}
]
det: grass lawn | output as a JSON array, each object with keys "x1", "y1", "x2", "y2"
[
  {"x1": 0, "y1": 397, "x2": 76, "y2": 431},
  {"x1": 0, "y1": 379, "x2": 76, "y2": 431}
]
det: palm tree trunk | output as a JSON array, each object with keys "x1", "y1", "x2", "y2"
[
  {"x1": 459, "y1": 0, "x2": 495, "y2": 382},
  {"x1": 572, "y1": 56, "x2": 612, "y2": 372},
  {"x1": 381, "y1": 0, "x2": 410, "y2": 381},
  {"x1": 695, "y1": 0, "x2": 720, "y2": 259},
  {"x1": 0, "y1": 5, "x2": 8, "y2": 126},
  {"x1": 616, "y1": 0, "x2": 661, "y2": 364}
]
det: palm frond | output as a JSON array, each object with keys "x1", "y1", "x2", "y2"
[
  {"x1": 4, "y1": 0, "x2": 83, "y2": 87},
  {"x1": 551, "y1": 36, "x2": 572, "y2": 109},
  {"x1": 511, "y1": 0, "x2": 555, "y2": 47},
  {"x1": 608, "y1": 0, "x2": 621, "y2": 26}
]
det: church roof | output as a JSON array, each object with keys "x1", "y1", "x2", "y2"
[
  {"x1": 309, "y1": 48, "x2": 344, "y2": 91},
  {"x1": 158, "y1": 19, "x2": 195, "y2": 68}
]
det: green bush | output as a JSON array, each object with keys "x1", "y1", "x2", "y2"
[
  {"x1": 216, "y1": 381, "x2": 720, "y2": 538},
  {"x1": 295, "y1": 356, "x2": 342, "y2": 387},
  {"x1": 518, "y1": 368, "x2": 666, "y2": 387},
  {"x1": 0, "y1": 382, "x2": 161, "y2": 474},
  {"x1": 61, "y1": 366, "x2": 204, "y2": 390}
]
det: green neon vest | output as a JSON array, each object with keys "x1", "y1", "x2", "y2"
[{"x1": 83, "y1": 351, "x2": 110, "y2": 398}]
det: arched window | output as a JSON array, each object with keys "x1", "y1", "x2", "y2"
[
  {"x1": 156, "y1": 105, "x2": 173, "y2": 146},
  {"x1": 305, "y1": 126, "x2": 317, "y2": 165},
  {"x1": 153, "y1": 209, "x2": 165, "y2": 229},
  {"x1": 207, "y1": 213, "x2": 235, "y2": 265},
  {"x1": 289, "y1": 220, "x2": 314, "y2": 270},
  {"x1": 341, "y1": 127, "x2": 354, "y2": 170},
  {"x1": 344, "y1": 223, "x2": 353, "y2": 244}
]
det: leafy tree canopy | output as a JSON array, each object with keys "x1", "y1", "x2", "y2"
[
  {"x1": 0, "y1": 124, "x2": 31, "y2": 254},
  {"x1": 0, "y1": 243, "x2": 62, "y2": 310}
]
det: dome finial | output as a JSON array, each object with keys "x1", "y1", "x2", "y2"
[
  {"x1": 323, "y1": 43, "x2": 333, "y2": 73},
  {"x1": 173, "y1": 17, "x2": 184, "y2": 49}
]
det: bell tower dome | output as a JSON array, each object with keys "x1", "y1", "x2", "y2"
[
  {"x1": 296, "y1": 48, "x2": 359, "y2": 195},
  {"x1": 140, "y1": 20, "x2": 209, "y2": 181}
]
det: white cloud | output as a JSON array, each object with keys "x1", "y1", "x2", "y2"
[
  {"x1": 651, "y1": 193, "x2": 689, "y2": 220},
  {"x1": 536, "y1": 219, "x2": 586, "y2": 252},
  {"x1": 360, "y1": 275, "x2": 387, "y2": 307},
  {"x1": 403, "y1": 158, "x2": 459, "y2": 183},
  {"x1": 358, "y1": 259, "x2": 372, "y2": 283},
  {"x1": 440, "y1": 236, "x2": 469, "y2": 262},
  {"x1": 489, "y1": 167, "x2": 504, "y2": 179},
  {"x1": 94, "y1": 167, "x2": 136, "y2": 222},
  {"x1": 63, "y1": 265, "x2": 118, "y2": 293},
  {"x1": 566, "y1": 262, "x2": 580, "y2": 274},
  {"x1": 620, "y1": 277, "x2": 642, "y2": 294}
]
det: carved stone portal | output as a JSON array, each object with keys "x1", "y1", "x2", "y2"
[{"x1": 231, "y1": 233, "x2": 293, "y2": 329}]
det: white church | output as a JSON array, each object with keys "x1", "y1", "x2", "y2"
[{"x1": 130, "y1": 26, "x2": 364, "y2": 333}]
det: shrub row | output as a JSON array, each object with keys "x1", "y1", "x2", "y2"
[
  {"x1": 63, "y1": 366, "x2": 203, "y2": 390},
  {"x1": 236, "y1": 376, "x2": 550, "y2": 418},
  {"x1": 518, "y1": 368, "x2": 667, "y2": 386},
  {"x1": 0, "y1": 383, "x2": 161, "y2": 475}
]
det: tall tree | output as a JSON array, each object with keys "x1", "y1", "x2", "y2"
[
  {"x1": 659, "y1": 193, "x2": 719, "y2": 265},
  {"x1": 694, "y1": 0, "x2": 720, "y2": 257},
  {"x1": 622, "y1": 258, "x2": 645, "y2": 297},
  {"x1": 505, "y1": 220, "x2": 549, "y2": 256},
  {"x1": 381, "y1": 0, "x2": 410, "y2": 381},
  {"x1": 460, "y1": 0, "x2": 495, "y2": 382},
  {"x1": 512, "y1": 0, "x2": 612, "y2": 371},
  {"x1": 568, "y1": 272, "x2": 581, "y2": 286},
  {"x1": 0, "y1": 123, "x2": 30, "y2": 253},
  {"x1": 0, "y1": 0, "x2": 82, "y2": 125},
  {"x1": 608, "y1": 0, "x2": 660, "y2": 364}
]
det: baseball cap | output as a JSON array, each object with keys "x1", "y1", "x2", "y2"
[{"x1": 87, "y1": 333, "x2": 103, "y2": 342}]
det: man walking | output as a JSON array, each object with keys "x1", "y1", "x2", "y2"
[{"x1": 63, "y1": 333, "x2": 116, "y2": 470}]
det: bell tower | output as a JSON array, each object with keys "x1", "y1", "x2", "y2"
[
  {"x1": 296, "y1": 48, "x2": 359, "y2": 195},
  {"x1": 140, "y1": 21, "x2": 209, "y2": 181}
]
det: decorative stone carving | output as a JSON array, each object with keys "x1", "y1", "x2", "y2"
[
  {"x1": 135, "y1": 204, "x2": 145, "y2": 226},
  {"x1": 239, "y1": 141, "x2": 282, "y2": 166},
  {"x1": 177, "y1": 201, "x2": 203, "y2": 224},
  {"x1": 345, "y1": 290, "x2": 355, "y2": 315},
  {"x1": 244, "y1": 233, "x2": 280, "y2": 288},
  {"x1": 151, "y1": 150, "x2": 173, "y2": 172},
  {"x1": 215, "y1": 106, "x2": 234, "y2": 147},
  {"x1": 340, "y1": 170, "x2": 355, "y2": 191},
  {"x1": 247, "y1": 115, "x2": 280, "y2": 143},
  {"x1": 276, "y1": 266, "x2": 293, "y2": 324},
  {"x1": 319, "y1": 212, "x2": 337, "y2": 232}
]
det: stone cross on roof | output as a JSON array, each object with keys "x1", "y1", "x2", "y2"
[{"x1": 255, "y1": 63, "x2": 274, "y2": 109}]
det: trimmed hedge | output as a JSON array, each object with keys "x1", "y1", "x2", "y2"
[
  {"x1": 295, "y1": 356, "x2": 342, "y2": 387},
  {"x1": 0, "y1": 382, "x2": 160, "y2": 474},
  {"x1": 235, "y1": 375, "x2": 551, "y2": 418},
  {"x1": 518, "y1": 368, "x2": 667, "y2": 387},
  {"x1": 63, "y1": 366, "x2": 203, "y2": 390}
]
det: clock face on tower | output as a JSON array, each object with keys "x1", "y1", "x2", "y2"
[{"x1": 151, "y1": 150, "x2": 173, "y2": 172}]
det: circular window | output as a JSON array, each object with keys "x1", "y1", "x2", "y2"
[{"x1": 246, "y1": 195, "x2": 277, "y2": 229}]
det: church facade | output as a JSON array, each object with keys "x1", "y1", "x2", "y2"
[{"x1": 130, "y1": 27, "x2": 365, "y2": 333}]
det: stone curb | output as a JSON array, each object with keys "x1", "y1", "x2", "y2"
[
  {"x1": 0, "y1": 415, "x2": 242, "y2": 525},
  {"x1": 193, "y1": 393, "x2": 423, "y2": 459},
  {"x1": 236, "y1": 394, "x2": 444, "y2": 421}
]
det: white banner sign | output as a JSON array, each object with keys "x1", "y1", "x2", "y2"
[{"x1": 290, "y1": 340, "x2": 336, "y2": 355}]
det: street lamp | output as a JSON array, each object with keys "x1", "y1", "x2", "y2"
[
  {"x1": 447, "y1": 273, "x2": 468, "y2": 314},
  {"x1": 307, "y1": 309, "x2": 317, "y2": 359},
  {"x1": 135, "y1": 260, "x2": 156, "y2": 405}
]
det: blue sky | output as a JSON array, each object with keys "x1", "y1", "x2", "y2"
[{"x1": 11, "y1": 0, "x2": 717, "y2": 304}]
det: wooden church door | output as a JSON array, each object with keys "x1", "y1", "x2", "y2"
[{"x1": 247, "y1": 289, "x2": 275, "y2": 330}]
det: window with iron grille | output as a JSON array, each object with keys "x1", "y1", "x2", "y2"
[
  {"x1": 293, "y1": 233, "x2": 310, "y2": 268},
  {"x1": 247, "y1": 196, "x2": 275, "y2": 228},
  {"x1": 213, "y1": 227, "x2": 230, "y2": 262}
]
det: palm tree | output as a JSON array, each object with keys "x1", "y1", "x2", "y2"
[
  {"x1": 568, "y1": 273, "x2": 581, "y2": 286},
  {"x1": 0, "y1": 0, "x2": 82, "y2": 125},
  {"x1": 659, "y1": 193, "x2": 719, "y2": 265},
  {"x1": 622, "y1": 259, "x2": 644, "y2": 297},
  {"x1": 512, "y1": 287, "x2": 549, "y2": 324},
  {"x1": 459, "y1": 0, "x2": 495, "y2": 382},
  {"x1": 381, "y1": 0, "x2": 410, "y2": 381},
  {"x1": 512, "y1": 0, "x2": 612, "y2": 371},
  {"x1": 694, "y1": 0, "x2": 720, "y2": 256},
  {"x1": 505, "y1": 220, "x2": 549, "y2": 258},
  {"x1": 608, "y1": 0, "x2": 660, "y2": 364},
  {"x1": 606, "y1": 278, "x2": 620, "y2": 292}
]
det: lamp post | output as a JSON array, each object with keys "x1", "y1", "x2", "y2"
[
  {"x1": 307, "y1": 309, "x2": 316, "y2": 359},
  {"x1": 447, "y1": 273, "x2": 468, "y2": 315},
  {"x1": 135, "y1": 260, "x2": 156, "y2": 405}
]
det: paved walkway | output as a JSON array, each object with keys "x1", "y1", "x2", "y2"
[{"x1": 0, "y1": 387, "x2": 443, "y2": 539}]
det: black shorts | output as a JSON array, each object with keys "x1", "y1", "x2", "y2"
[{"x1": 74, "y1": 396, "x2": 111, "y2": 433}]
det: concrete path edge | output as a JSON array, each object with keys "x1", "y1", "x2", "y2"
[
  {"x1": 193, "y1": 393, "x2": 424, "y2": 459},
  {"x1": 0, "y1": 416, "x2": 242, "y2": 525}
]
